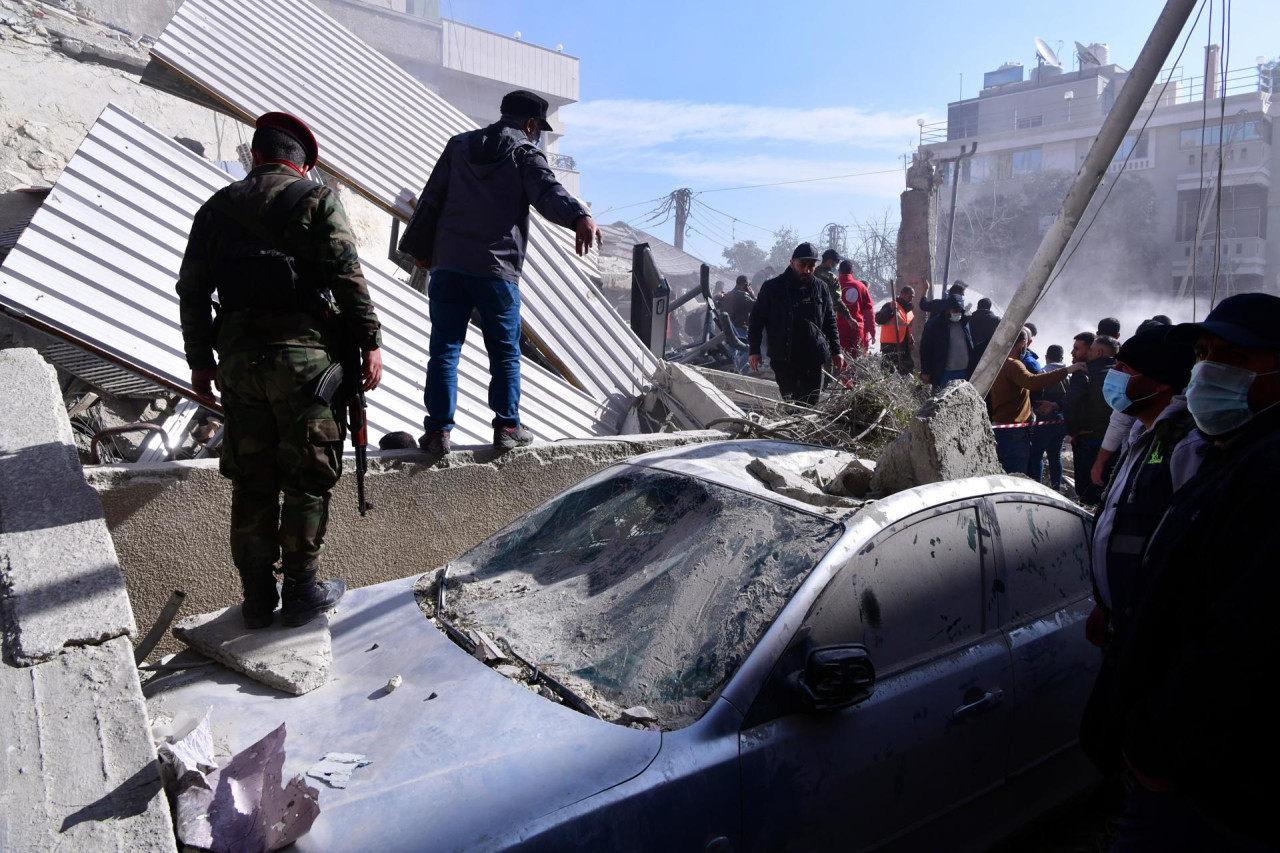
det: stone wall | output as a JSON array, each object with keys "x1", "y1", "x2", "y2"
[{"x1": 88, "y1": 431, "x2": 722, "y2": 659}]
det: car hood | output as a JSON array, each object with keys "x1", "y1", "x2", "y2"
[{"x1": 146, "y1": 576, "x2": 661, "y2": 852}]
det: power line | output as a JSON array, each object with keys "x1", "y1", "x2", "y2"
[
  {"x1": 594, "y1": 195, "x2": 668, "y2": 217},
  {"x1": 1210, "y1": 0, "x2": 1232, "y2": 309},
  {"x1": 692, "y1": 198, "x2": 776, "y2": 236},
  {"x1": 697, "y1": 167, "x2": 902, "y2": 195}
]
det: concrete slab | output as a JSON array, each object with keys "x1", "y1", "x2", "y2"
[
  {"x1": 173, "y1": 607, "x2": 333, "y2": 696},
  {"x1": 0, "y1": 349, "x2": 135, "y2": 665},
  {"x1": 870, "y1": 381, "x2": 1003, "y2": 495},
  {"x1": 654, "y1": 361, "x2": 744, "y2": 429},
  {"x1": 0, "y1": 635, "x2": 176, "y2": 851}
]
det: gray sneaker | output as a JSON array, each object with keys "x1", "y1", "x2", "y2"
[{"x1": 494, "y1": 424, "x2": 533, "y2": 451}]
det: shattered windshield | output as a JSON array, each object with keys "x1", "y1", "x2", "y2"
[{"x1": 440, "y1": 464, "x2": 842, "y2": 729}]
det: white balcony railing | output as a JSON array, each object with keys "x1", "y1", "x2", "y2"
[{"x1": 1108, "y1": 156, "x2": 1154, "y2": 174}]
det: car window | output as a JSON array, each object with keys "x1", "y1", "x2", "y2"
[
  {"x1": 994, "y1": 501, "x2": 1091, "y2": 621},
  {"x1": 804, "y1": 508, "x2": 983, "y2": 671},
  {"x1": 442, "y1": 465, "x2": 843, "y2": 729}
]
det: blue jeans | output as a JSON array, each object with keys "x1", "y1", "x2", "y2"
[
  {"x1": 424, "y1": 269, "x2": 522, "y2": 432},
  {"x1": 993, "y1": 427, "x2": 1031, "y2": 475},
  {"x1": 1029, "y1": 418, "x2": 1067, "y2": 488}
]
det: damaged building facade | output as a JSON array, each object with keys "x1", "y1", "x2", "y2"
[{"x1": 921, "y1": 42, "x2": 1279, "y2": 299}]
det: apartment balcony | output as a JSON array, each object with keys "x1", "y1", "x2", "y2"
[
  {"x1": 1108, "y1": 156, "x2": 1154, "y2": 174},
  {"x1": 1172, "y1": 236, "x2": 1268, "y2": 278}
]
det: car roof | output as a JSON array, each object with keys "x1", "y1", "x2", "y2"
[{"x1": 628, "y1": 439, "x2": 1081, "y2": 522}]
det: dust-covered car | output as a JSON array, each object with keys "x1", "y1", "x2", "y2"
[{"x1": 146, "y1": 440, "x2": 1101, "y2": 852}]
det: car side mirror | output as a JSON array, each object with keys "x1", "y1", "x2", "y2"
[{"x1": 793, "y1": 644, "x2": 875, "y2": 712}]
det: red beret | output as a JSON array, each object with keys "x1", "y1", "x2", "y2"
[{"x1": 255, "y1": 112, "x2": 319, "y2": 169}]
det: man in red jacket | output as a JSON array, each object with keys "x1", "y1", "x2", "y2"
[{"x1": 837, "y1": 260, "x2": 876, "y2": 356}]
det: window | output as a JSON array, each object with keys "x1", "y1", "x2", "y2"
[
  {"x1": 995, "y1": 502, "x2": 1090, "y2": 621},
  {"x1": 1114, "y1": 133, "x2": 1149, "y2": 161},
  {"x1": 1180, "y1": 119, "x2": 1270, "y2": 149},
  {"x1": 445, "y1": 467, "x2": 842, "y2": 727},
  {"x1": 805, "y1": 509, "x2": 983, "y2": 669},
  {"x1": 1016, "y1": 115, "x2": 1044, "y2": 130},
  {"x1": 996, "y1": 148, "x2": 1042, "y2": 180},
  {"x1": 948, "y1": 102, "x2": 979, "y2": 141}
]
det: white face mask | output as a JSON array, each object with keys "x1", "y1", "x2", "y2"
[
  {"x1": 1185, "y1": 360, "x2": 1280, "y2": 435},
  {"x1": 948, "y1": 313, "x2": 962, "y2": 323}
]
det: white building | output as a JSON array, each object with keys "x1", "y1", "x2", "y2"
[
  {"x1": 922, "y1": 44, "x2": 1277, "y2": 298},
  {"x1": 314, "y1": 0, "x2": 582, "y2": 196}
]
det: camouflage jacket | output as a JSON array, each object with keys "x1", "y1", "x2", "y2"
[
  {"x1": 176, "y1": 164, "x2": 382, "y2": 370},
  {"x1": 813, "y1": 265, "x2": 855, "y2": 324}
]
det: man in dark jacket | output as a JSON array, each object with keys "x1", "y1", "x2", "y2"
[
  {"x1": 747, "y1": 242, "x2": 844, "y2": 404},
  {"x1": 1080, "y1": 293, "x2": 1280, "y2": 851},
  {"x1": 1065, "y1": 335, "x2": 1119, "y2": 503},
  {"x1": 400, "y1": 90, "x2": 600, "y2": 453},
  {"x1": 719, "y1": 275, "x2": 756, "y2": 332},
  {"x1": 969, "y1": 297, "x2": 1001, "y2": 352},
  {"x1": 918, "y1": 279, "x2": 968, "y2": 317},
  {"x1": 918, "y1": 294, "x2": 974, "y2": 391}
]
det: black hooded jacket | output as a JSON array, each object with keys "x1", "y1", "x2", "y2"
[
  {"x1": 399, "y1": 119, "x2": 588, "y2": 283},
  {"x1": 747, "y1": 267, "x2": 840, "y2": 367}
]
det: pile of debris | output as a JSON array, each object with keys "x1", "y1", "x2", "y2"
[{"x1": 712, "y1": 355, "x2": 928, "y2": 458}]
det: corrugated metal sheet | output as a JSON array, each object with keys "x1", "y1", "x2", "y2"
[
  {"x1": 149, "y1": 0, "x2": 655, "y2": 424},
  {"x1": 39, "y1": 341, "x2": 167, "y2": 398},
  {"x1": 0, "y1": 105, "x2": 609, "y2": 447}
]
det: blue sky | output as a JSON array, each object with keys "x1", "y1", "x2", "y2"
[{"x1": 444, "y1": 0, "x2": 1275, "y2": 266}]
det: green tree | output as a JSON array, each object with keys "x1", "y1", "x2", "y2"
[
  {"x1": 767, "y1": 227, "x2": 801, "y2": 272},
  {"x1": 721, "y1": 239, "x2": 767, "y2": 275}
]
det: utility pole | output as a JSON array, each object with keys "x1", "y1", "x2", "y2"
[
  {"x1": 968, "y1": 0, "x2": 1199, "y2": 396},
  {"x1": 822, "y1": 223, "x2": 847, "y2": 256},
  {"x1": 671, "y1": 188, "x2": 693, "y2": 251},
  {"x1": 938, "y1": 142, "x2": 977, "y2": 295}
]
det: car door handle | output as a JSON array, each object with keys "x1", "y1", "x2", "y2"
[{"x1": 951, "y1": 687, "x2": 1004, "y2": 721}]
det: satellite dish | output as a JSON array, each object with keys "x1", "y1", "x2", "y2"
[
  {"x1": 1035, "y1": 37, "x2": 1062, "y2": 68},
  {"x1": 1076, "y1": 41, "x2": 1102, "y2": 66}
]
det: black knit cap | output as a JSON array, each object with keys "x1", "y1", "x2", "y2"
[
  {"x1": 500, "y1": 89, "x2": 554, "y2": 132},
  {"x1": 821, "y1": 248, "x2": 841, "y2": 261},
  {"x1": 1117, "y1": 326, "x2": 1196, "y2": 389}
]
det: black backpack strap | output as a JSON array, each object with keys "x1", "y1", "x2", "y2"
[{"x1": 263, "y1": 177, "x2": 324, "y2": 242}]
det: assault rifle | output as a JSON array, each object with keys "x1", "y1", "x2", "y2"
[{"x1": 313, "y1": 347, "x2": 372, "y2": 517}]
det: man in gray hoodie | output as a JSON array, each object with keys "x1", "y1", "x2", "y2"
[{"x1": 400, "y1": 90, "x2": 600, "y2": 452}]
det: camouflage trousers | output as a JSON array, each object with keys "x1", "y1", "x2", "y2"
[{"x1": 219, "y1": 347, "x2": 344, "y2": 578}]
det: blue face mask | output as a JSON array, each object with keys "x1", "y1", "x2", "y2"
[
  {"x1": 1185, "y1": 360, "x2": 1280, "y2": 435},
  {"x1": 1102, "y1": 368, "x2": 1159, "y2": 413}
]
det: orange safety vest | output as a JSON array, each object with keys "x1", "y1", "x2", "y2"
[{"x1": 879, "y1": 303, "x2": 914, "y2": 345}]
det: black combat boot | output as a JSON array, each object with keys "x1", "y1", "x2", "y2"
[
  {"x1": 239, "y1": 568, "x2": 280, "y2": 629},
  {"x1": 280, "y1": 565, "x2": 346, "y2": 628}
]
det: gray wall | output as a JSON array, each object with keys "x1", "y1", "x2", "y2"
[
  {"x1": 74, "y1": 0, "x2": 183, "y2": 37},
  {"x1": 88, "y1": 432, "x2": 721, "y2": 659}
]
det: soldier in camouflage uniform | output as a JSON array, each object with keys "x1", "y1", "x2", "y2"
[
  {"x1": 176, "y1": 112, "x2": 383, "y2": 629},
  {"x1": 814, "y1": 248, "x2": 857, "y2": 339}
]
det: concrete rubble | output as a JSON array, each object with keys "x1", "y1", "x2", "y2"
[
  {"x1": 0, "y1": 347, "x2": 173, "y2": 849},
  {"x1": 172, "y1": 605, "x2": 334, "y2": 695},
  {"x1": 870, "y1": 381, "x2": 1004, "y2": 495},
  {"x1": 0, "y1": 348, "x2": 136, "y2": 665}
]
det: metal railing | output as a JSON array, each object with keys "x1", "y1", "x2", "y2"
[{"x1": 926, "y1": 63, "x2": 1274, "y2": 145}]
